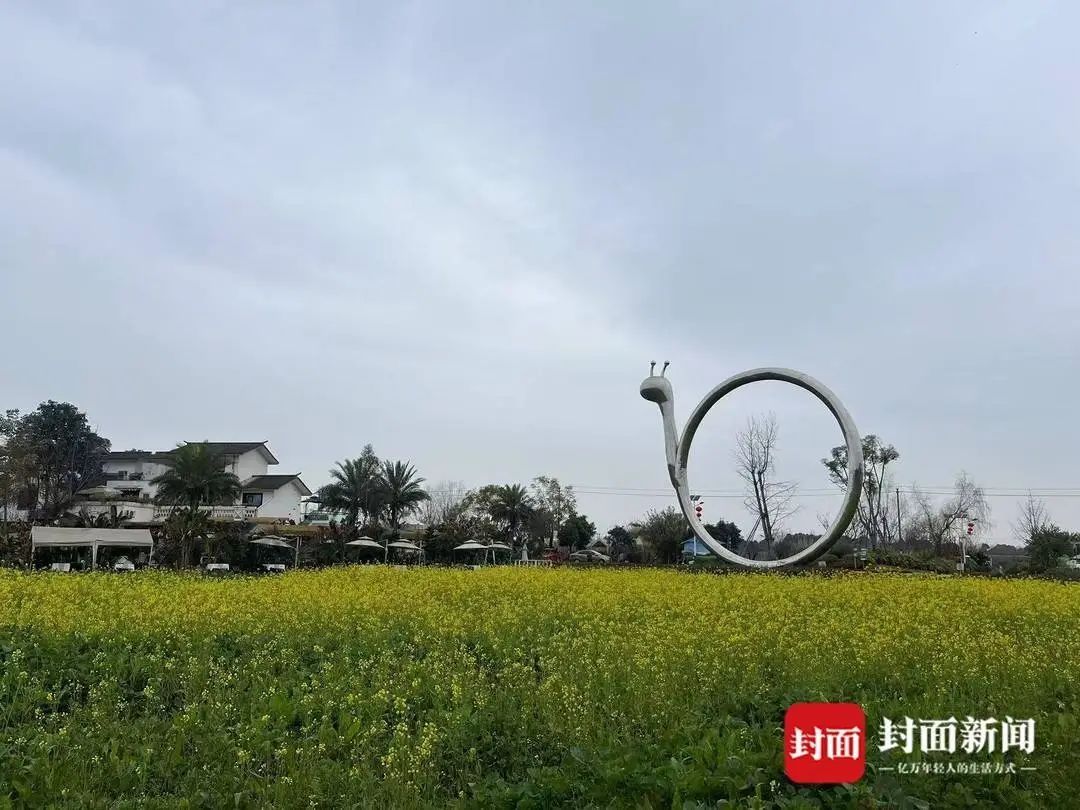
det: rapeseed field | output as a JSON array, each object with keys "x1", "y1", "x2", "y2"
[{"x1": 0, "y1": 568, "x2": 1076, "y2": 808}]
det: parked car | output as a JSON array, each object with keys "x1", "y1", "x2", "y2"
[{"x1": 568, "y1": 549, "x2": 610, "y2": 564}]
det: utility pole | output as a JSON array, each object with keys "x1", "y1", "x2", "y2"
[{"x1": 895, "y1": 488, "x2": 903, "y2": 547}]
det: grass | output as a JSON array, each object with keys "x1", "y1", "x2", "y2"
[{"x1": 0, "y1": 567, "x2": 1077, "y2": 808}]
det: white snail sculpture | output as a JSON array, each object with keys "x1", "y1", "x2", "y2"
[{"x1": 640, "y1": 363, "x2": 864, "y2": 569}]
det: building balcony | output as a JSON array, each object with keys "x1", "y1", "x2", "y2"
[
  {"x1": 152, "y1": 504, "x2": 259, "y2": 522},
  {"x1": 68, "y1": 502, "x2": 258, "y2": 524},
  {"x1": 69, "y1": 501, "x2": 157, "y2": 524}
]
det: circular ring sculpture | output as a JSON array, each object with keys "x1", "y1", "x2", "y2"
[{"x1": 640, "y1": 364, "x2": 864, "y2": 569}]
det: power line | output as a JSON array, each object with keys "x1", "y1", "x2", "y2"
[
  {"x1": 419, "y1": 484, "x2": 1080, "y2": 499},
  {"x1": 566, "y1": 484, "x2": 1080, "y2": 499}
]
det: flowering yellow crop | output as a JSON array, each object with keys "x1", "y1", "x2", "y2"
[{"x1": 0, "y1": 567, "x2": 1076, "y2": 807}]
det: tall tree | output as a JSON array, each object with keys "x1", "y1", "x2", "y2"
[
  {"x1": 907, "y1": 473, "x2": 990, "y2": 556},
  {"x1": 379, "y1": 459, "x2": 430, "y2": 530},
  {"x1": 734, "y1": 413, "x2": 796, "y2": 552},
  {"x1": 1026, "y1": 525, "x2": 1077, "y2": 571},
  {"x1": 161, "y1": 507, "x2": 212, "y2": 569},
  {"x1": 422, "y1": 485, "x2": 482, "y2": 562},
  {"x1": 151, "y1": 443, "x2": 242, "y2": 514},
  {"x1": 603, "y1": 524, "x2": 634, "y2": 558},
  {"x1": 151, "y1": 444, "x2": 254, "y2": 568},
  {"x1": 558, "y1": 514, "x2": 596, "y2": 550},
  {"x1": 823, "y1": 434, "x2": 900, "y2": 547},
  {"x1": 489, "y1": 484, "x2": 534, "y2": 545},
  {"x1": 632, "y1": 507, "x2": 688, "y2": 563},
  {"x1": 466, "y1": 484, "x2": 505, "y2": 542},
  {"x1": 0, "y1": 409, "x2": 22, "y2": 527},
  {"x1": 1013, "y1": 492, "x2": 1050, "y2": 546},
  {"x1": 529, "y1": 476, "x2": 577, "y2": 548},
  {"x1": 420, "y1": 480, "x2": 470, "y2": 527},
  {"x1": 6, "y1": 402, "x2": 111, "y2": 518},
  {"x1": 704, "y1": 519, "x2": 743, "y2": 552},
  {"x1": 317, "y1": 446, "x2": 384, "y2": 529}
]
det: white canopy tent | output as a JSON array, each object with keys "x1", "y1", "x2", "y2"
[
  {"x1": 386, "y1": 538, "x2": 423, "y2": 564},
  {"x1": 453, "y1": 541, "x2": 488, "y2": 551},
  {"x1": 345, "y1": 538, "x2": 384, "y2": 550},
  {"x1": 31, "y1": 526, "x2": 154, "y2": 570},
  {"x1": 454, "y1": 539, "x2": 497, "y2": 564},
  {"x1": 250, "y1": 535, "x2": 291, "y2": 548}
]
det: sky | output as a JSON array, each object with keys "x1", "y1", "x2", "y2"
[{"x1": 3, "y1": 1, "x2": 1079, "y2": 544}]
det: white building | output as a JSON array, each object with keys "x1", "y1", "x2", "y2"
[{"x1": 80, "y1": 441, "x2": 311, "y2": 524}]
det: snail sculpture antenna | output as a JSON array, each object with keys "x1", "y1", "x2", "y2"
[{"x1": 639, "y1": 364, "x2": 864, "y2": 570}]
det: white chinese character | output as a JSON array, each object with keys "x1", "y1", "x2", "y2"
[
  {"x1": 919, "y1": 717, "x2": 958, "y2": 754},
  {"x1": 790, "y1": 726, "x2": 823, "y2": 760},
  {"x1": 960, "y1": 717, "x2": 998, "y2": 754},
  {"x1": 879, "y1": 716, "x2": 916, "y2": 754},
  {"x1": 1001, "y1": 717, "x2": 1035, "y2": 754},
  {"x1": 824, "y1": 726, "x2": 862, "y2": 760}
]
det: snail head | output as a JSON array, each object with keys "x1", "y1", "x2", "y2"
[{"x1": 639, "y1": 360, "x2": 673, "y2": 404}]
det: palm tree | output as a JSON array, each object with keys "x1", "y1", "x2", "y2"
[
  {"x1": 490, "y1": 484, "x2": 533, "y2": 545},
  {"x1": 317, "y1": 450, "x2": 384, "y2": 529},
  {"x1": 379, "y1": 459, "x2": 430, "y2": 530},
  {"x1": 162, "y1": 507, "x2": 212, "y2": 568},
  {"x1": 151, "y1": 443, "x2": 241, "y2": 513},
  {"x1": 70, "y1": 505, "x2": 134, "y2": 529},
  {"x1": 151, "y1": 443, "x2": 241, "y2": 568}
]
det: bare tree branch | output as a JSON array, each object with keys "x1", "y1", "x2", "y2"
[
  {"x1": 734, "y1": 413, "x2": 798, "y2": 551},
  {"x1": 1012, "y1": 492, "x2": 1049, "y2": 546}
]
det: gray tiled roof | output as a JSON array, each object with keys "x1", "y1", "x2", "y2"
[
  {"x1": 108, "y1": 442, "x2": 278, "y2": 464},
  {"x1": 180, "y1": 442, "x2": 275, "y2": 460},
  {"x1": 241, "y1": 475, "x2": 312, "y2": 495},
  {"x1": 104, "y1": 450, "x2": 174, "y2": 462}
]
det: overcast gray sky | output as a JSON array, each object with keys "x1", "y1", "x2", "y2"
[{"x1": 3, "y1": 1, "x2": 1079, "y2": 542}]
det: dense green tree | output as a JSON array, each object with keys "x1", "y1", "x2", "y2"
[
  {"x1": 1027, "y1": 525, "x2": 1077, "y2": 571},
  {"x1": 703, "y1": 519, "x2": 742, "y2": 552},
  {"x1": 4, "y1": 401, "x2": 111, "y2": 518},
  {"x1": 0, "y1": 409, "x2": 22, "y2": 527},
  {"x1": 528, "y1": 476, "x2": 577, "y2": 548},
  {"x1": 558, "y1": 514, "x2": 596, "y2": 550},
  {"x1": 774, "y1": 531, "x2": 818, "y2": 559},
  {"x1": 603, "y1": 524, "x2": 634, "y2": 558},
  {"x1": 160, "y1": 507, "x2": 213, "y2": 568},
  {"x1": 633, "y1": 507, "x2": 688, "y2": 563}
]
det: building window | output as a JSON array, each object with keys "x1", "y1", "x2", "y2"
[{"x1": 242, "y1": 492, "x2": 264, "y2": 507}]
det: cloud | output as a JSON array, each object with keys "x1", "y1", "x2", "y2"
[{"x1": 2, "y1": 1, "x2": 1079, "y2": 538}]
